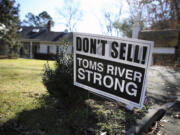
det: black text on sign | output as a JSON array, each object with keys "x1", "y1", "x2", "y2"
[{"x1": 73, "y1": 33, "x2": 153, "y2": 109}]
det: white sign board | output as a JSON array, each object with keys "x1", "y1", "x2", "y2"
[{"x1": 73, "y1": 32, "x2": 154, "y2": 109}]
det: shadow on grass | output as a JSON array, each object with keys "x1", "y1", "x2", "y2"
[
  {"x1": 0, "y1": 94, "x2": 91, "y2": 135},
  {"x1": 0, "y1": 93, "x2": 148, "y2": 135}
]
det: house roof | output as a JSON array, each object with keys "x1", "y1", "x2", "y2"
[
  {"x1": 18, "y1": 26, "x2": 73, "y2": 43},
  {"x1": 139, "y1": 29, "x2": 180, "y2": 47}
]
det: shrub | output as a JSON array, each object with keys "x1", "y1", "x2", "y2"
[
  {"x1": 42, "y1": 44, "x2": 87, "y2": 109},
  {"x1": 34, "y1": 53, "x2": 56, "y2": 60}
]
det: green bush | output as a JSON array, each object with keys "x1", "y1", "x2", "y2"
[{"x1": 42, "y1": 44, "x2": 87, "y2": 109}]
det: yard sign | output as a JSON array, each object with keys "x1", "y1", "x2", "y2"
[{"x1": 73, "y1": 32, "x2": 154, "y2": 109}]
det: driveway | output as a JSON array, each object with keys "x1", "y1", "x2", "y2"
[
  {"x1": 147, "y1": 66, "x2": 180, "y2": 104},
  {"x1": 147, "y1": 66, "x2": 180, "y2": 135}
]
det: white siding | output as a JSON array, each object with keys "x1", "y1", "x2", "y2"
[
  {"x1": 40, "y1": 44, "x2": 47, "y2": 53},
  {"x1": 50, "y1": 46, "x2": 56, "y2": 54},
  {"x1": 67, "y1": 46, "x2": 72, "y2": 54},
  {"x1": 58, "y1": 45, "x2": 72, "y2": 54},
  {"x1": 39, "y1": 44, "x2": 73, "y2": 54},
  {"x1": 58, "y1": 46, "x2": 63, "y2": 53}
]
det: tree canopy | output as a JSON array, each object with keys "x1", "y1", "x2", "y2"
[
  {"x1": 100, "y1": 0, "x2": 180, "y2": 38},
  {"x1": 0, "y1": 0, "x2": 20, "y2": 55},
  {"x1": 127, "y1": 0, "x2": 180, "y2": 30},
  {"x1": 146, "y1": 0, "x2": 180, "y2": 29},
  {"x1": 22, "y1": 11, "x2": 54, "y2": 27}
]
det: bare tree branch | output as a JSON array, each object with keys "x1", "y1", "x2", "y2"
[
  {"x1": 101, "y1": 2, "x2": 122, "y2": 36},
  {"x1": 58, "y1": 0, "x2": 83, "y2": 32}
]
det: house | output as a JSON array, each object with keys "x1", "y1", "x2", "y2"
[
  {"x1": 18, "y1": 23, "x2": 73, "y2": 59},
  {"x1": 138, "y1": 29, "x2": 180, "y2": 65}
]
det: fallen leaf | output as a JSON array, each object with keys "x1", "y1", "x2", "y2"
[
  {"x1": 100, "y1": 131, "x2": 107, "y2": 135},
  {"x1": 157, "y1": 121, "x2": 164, "y2": 127},
  {"x1": 161, "y1": 119, "x2": 169, "y2": 123},
  {"x1": 175, "y1": 113, "x2": 180, "y2": 119}
]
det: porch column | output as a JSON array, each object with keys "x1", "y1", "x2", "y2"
[{"x1": 30, "y1": 42, "x2": 33, "y2": 58}]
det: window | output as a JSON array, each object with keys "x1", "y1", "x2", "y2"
[
  {"x1": 47, "y1": 46, "x2": 50, "y2": 53},
  {"x1": 56, "y1": 46, "x2": 59, "y2": 54}
]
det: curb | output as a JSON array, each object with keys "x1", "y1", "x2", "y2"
[{"x1": 126, "y1": 102, "x2": 177, "y2": 135}]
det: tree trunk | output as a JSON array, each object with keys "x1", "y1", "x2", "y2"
[{"x1": 0, "y1": 40, "x2": 9, "y2": 55}]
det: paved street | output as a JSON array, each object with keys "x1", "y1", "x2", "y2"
[
  {"x1": 147, "y1": 66, "x2": 180, "y2": 135},
  {"x1": 147, "y1": 66, "x2": 180, "y2": 104}
]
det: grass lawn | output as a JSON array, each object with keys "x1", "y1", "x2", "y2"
[
  {"x1": 0, "y1": 59, "x2": 54, "y2": 126},
  {"x1": 0, "y1": 58, "x2": 149, "y2": 135}
]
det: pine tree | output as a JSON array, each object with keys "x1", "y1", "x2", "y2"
[{"x1": 0, "y1": 0, "x2": 20, "y2": 56}]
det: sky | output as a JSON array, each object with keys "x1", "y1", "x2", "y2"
[{"x1": 16, "y1": 0, "x2": 130, "y2": 35}]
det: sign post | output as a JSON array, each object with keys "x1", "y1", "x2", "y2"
[{"x1": 73, "y1": 32, "x2": 153, "y2": 109}]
